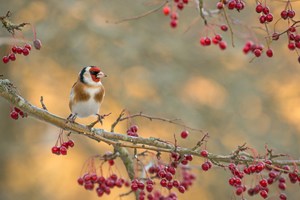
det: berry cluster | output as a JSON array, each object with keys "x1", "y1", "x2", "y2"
[
  {"x1": 226, "y1": 0, "x2": 245, "y2": 11},
  {"x1": 281, "y1": 9, "x2": 295, "y2": 20},
  {"x1": 242, "y1": 41, "x2": 273, "y2": 58},
  {"x1": 255, "y1": 3, "x2": 273, "y2": 24},
  {"x1": 51, "y1": 132, "x2": 75, "y2": 156},
  {"x1": 10, "y1": 107, "x2": 26, "y2": 120},
  {"x1": 77, "y1": 173, "x2": 126, "y2": 197},
  {"x1": 162, "y1": 0, "x2": 189, "y2": 28},
  {"x1": 2, "y1": 44, "x2": 31, "y2": 64},
  {"x1": 200, "y1": 35, "x2": 227, "y2": 50},
  {"x1": 226, "y1": 160, "x2": 300, "y2": 199},
  {"x1": 127, "y1": 124, "x2": 139, "y2": 137}
]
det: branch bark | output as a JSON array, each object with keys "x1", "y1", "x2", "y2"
[{"x1": 0, "y1": 79, "x2": 299, "y2": 176}]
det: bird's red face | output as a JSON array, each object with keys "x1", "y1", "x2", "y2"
[
  {"x1": 89, "y1": 66, "x2": 101, "y2": 82},
  {"x1": 89, "y1": 66, "x2": 107, "y2": 83}
]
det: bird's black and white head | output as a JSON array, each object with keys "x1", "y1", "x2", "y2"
[{"x1": 79, "y1": 66, "x2": 107, "y2": 86}]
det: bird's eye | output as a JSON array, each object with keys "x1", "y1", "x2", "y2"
[{"x1": 90, "y1": 71, "x2": 99, "y2": 75}]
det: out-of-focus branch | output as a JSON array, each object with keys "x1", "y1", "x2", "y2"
[{"x1": 0, "y1": 78, "x2": 300, "y2": 172}]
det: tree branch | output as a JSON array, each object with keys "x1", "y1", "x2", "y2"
[{"x1": 0, "y1": 78, "x2": 299, "y2": 173}]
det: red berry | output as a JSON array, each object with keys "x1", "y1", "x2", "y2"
[
  {"x1": 177, "y1": 2, "x2": 184, "y2": 10},
  {"x1": 138, "y1": 182, "x2": 145, "y2": 190},
  {"x1": 9, "y1": 53, "x2": 16, "y2": 61},
  {"x1": 259, "y1": 179, "x2": 268, "y2": 187},
  {"x1": 204, "y1": 37, "x2": 211, "y2": 46},
  {"x1": 170, "y1": 12, "x2": 178, "y2": 20},
  {"x1": 173, "y1": 180, "x2": 180, "y2": 187},
  {"x1": 200, "y1": 37, "x2": 206, "y2": 46},
  {"x1": 60, "y1": 146, "x2": 67, "y2": 155},
  {"x1": 10, "y1": 111, "x2": 19, "y2": 120},
  {"x1": 160, "y1": 179, "x2": 167, "y2": 187},
  {"x1": 77, "y1": 177, "x2": 84, "y2": 185},
  {"x1": 281, "y1": 10, "x2": 288, "y2": 19},
  {"x1": 200, "y1": 150, "x2": 208, "y2": 157},
  {"x1": 33, "y1": 39, "x2": 42, "y2": 50},
  {"x1": 185, "y1": 154, "x2": 193, "y2": 161},
  {"x1": 22, "y1": 48, "x2": 30, "y2": 56},
  {"x1": 163, "y1": 6, "x2": 170, "y2": 16},
  {"x1": 259, "y1": 15, "x2": 266, "y2": 24},
  {"x1": 288, "y1": 42, "x2": 296, "y2": 50},
  {"x1": 266, "y1": 49, "x2": 273, "y2": 57},
  {"x1": 180, "y1": 130, "x2": 189, "y2": 138},
  {"x1": 220, "y1": 25, "x2": 228, "y2": 31},
  {"x1": 262, "y1": 6, "x2": 270, "y2": 15},
  {"x1": 178, "y1": 185, "x2": 185, "y2": 193},
  {"x1": 253, "y1": 49, "x2": 262, "y2": 57},
  {"x1": 279, "y1": 193, "x2": 287, "y2": 200},
  {"x1": 255, "y1": 4, "x2": 263, "y2": 13},
  {"x1": 170, "y1": 20, "x2": 177, "y2": 28},
  {"x1": 146, "y1": 184, "x2": 153, "y2": 192},
  {"x1": 216, "y1": 2, "x2": 224, "y2": 9},
  {"x1": 266, "y1": 13, "x2": 273, "y2": 22},
  {"x1": 260, "y1": 190, "x2": 268, "y2": 199},
  {"x1": 67, "y1": 139, "x2": 75, "y2": 147},
  {"x1": 219, "y1": 41, "x2": 227, "y2": 50},
  {"x1": 278, "y1": 182, "x2": 286, "y2": 190},
  {"x1": 236, "y1": 187, "x2": 243, "y2": 196},
  {"x1": 182, "y1": 0, "x2": 189, "y2": 4},
  {"x1": 51, "y1": 146, "x2": 59, "y2": 154},
  {"x1": 2, "y1": 56, "x2": 9, "y2": 63},
  {"x1": 24, "y1": 44, "x2": 32, "y2": 50},
  {"x1": 16, "y1": 47, "x2": 23, "y2": 54},
  {"x1": 131, "y1": 182, "x2": 138, "y2": 191},
  {"x1": 201, "y1": 162, "x2": 210, "y2": 171},
  {"x1": 11, "y1": 45, "x2": 17, "y2": 53},
  {"x1": 228, "y1": 0, "x2": 236, "y2": 9},
  {"x1": 288, "y1": 10, "x2": 295, "y2": 18}
]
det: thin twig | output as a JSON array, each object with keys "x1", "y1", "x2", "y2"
[
  {"x1": 222, "y1": 8, "x2": 235, "y2": 47},
  {"x1": 40, "y1": 96, "x2": 48, "y2": 111},
  {"x1": 119, "y1": 111, "x2": 203, "y2": 132},
  {"x1": 107, "y1": 1, "x2": 169, "y2": 24}
]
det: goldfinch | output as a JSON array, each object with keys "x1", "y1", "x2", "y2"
[{"x1": 68, "y1": 66, "x2": 107, "y2": 125}]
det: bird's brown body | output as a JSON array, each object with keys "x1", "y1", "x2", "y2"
[{"x1": 69, "y1": 66, "x2": 106, "y2": 119}]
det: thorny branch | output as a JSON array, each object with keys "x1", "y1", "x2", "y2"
[{"x1": 0, "y1": 79, "x2": 300, "y2": 177}]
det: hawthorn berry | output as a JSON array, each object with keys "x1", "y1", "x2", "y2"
[
  {"x1": 33, "y1": 39, "x2": 42, "y2": 50},
  {"x1": 2, "y1": 56, "x2": 9, "y2": 64},
  {"x1": 163, "y1": 6, "x2": 170, "y2": 16},
  {"x1": 266, "y1": 49, "x2": 273, "y2": 57},
  {"x1": 255, "y1": 4, "x2": 263, "y2": 13},
  {"x1": 10, "y1": 111, "x2": 19, "y2": 120},
  {"x1": 170, "y1": 20, "x2": 177, "y2": 28},
  {"x1": 200, "y1": 150, "x2": 208, "y2": 157},
  {"x1": 253, "y1": 49, "x2": 262, "y2": 57},
  {"x1": 281, "y1": 10, "x2": 288, "y2": 19},
  {"x1": 178, "y1": 185, "x2": 185, "y2": 193},
  {"x1": 220, "y1": 25, "x2": 228, "y2": 31},
  {"x1": 260, "y1": 190, "x2": 268, "y2": 199},
  {"x1": 216, "y1": 2, "x2": 224, "y2": 9},
  {"x1": 22, "y1": 48, "x2": 30, "y2": 56},
  {"x1": 201, "y1": 162, "x2": 210, "y2": 171},
  {"x1": 9, "y1": 53, "x2": 16, "y2": 61},
  {"x1": 24, "y1": 44, "x2": 32, "y2": 50},
  {"x1": 180, "y1": 130, "x2": 189, "y2": 138},
  {"x1": 219, "y1": 41, "x2": 227, "y2": 50}
]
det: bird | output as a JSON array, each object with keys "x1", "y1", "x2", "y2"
[{"x1": 68, "y1": 66, "x2": 107, "y2": 126}]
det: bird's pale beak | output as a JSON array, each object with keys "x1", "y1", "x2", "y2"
[{"x1": 97, "y1": 72, "x2": 107, "y2": 78}]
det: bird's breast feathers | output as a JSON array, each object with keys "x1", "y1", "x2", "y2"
[{"x1": 69, "y1": 81, "x2": 105, "y2": 118}]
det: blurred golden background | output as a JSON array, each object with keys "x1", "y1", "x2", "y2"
[{"x1": 1, "y1": 0, "x2": 300, "y2": 199}]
